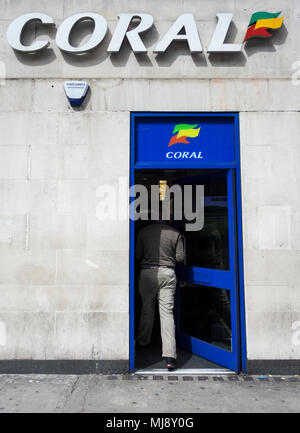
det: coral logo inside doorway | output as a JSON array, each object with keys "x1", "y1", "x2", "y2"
[
  {"x1": 168, "y1": 124, "x2": 200, "y2": 147},
  {"x1": 166, "y1": 123, "x2": 203, "y2": 159}
]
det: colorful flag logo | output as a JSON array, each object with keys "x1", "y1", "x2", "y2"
[
  {"x1": 244, "y1": 11, "x2": 284, "y2": 41},
  {"x1": 168, "y1": 124, "x2": 200, "y2": 147}
]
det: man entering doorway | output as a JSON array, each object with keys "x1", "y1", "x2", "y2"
[{"x1": 136, "y1": 222, "x2": 185, "y2": 370}]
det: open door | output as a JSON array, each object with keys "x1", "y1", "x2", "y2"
[{"x1": 175, "y1": 169, "x2": 239, "y2": 372}]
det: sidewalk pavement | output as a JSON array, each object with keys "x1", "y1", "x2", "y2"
[{"x1": 0, "y1": 374, "x2": 299, "y2": 413}]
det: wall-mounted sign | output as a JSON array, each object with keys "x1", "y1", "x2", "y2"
[
  {"x1": 64, "y1": 81, "x2": 89, "y2": 107},
  {"x1": 135, "y1": 116, "x2": 235, "y2": 165},
  {"x1": 6, "y1": 11, "x2": 284, "y2": 56},
  {"x1": 244, "y1": 11, "x2": 284, "y2": 41}
]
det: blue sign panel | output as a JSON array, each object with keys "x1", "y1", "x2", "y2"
[{"x1": 134, "y1": 115, "x2": 236, "y2": 166}]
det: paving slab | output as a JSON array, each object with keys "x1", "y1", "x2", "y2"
[{"x1": 0, "y1": 375, "x2": 299, "y2": 413}]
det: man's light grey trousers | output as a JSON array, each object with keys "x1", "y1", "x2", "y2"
[{"x1": 137, "y1": 267, "x2": 177, "y2": 359}]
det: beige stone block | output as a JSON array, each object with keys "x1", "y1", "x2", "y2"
[
  {"x1": 291, "y1": 214, "x2": 300, "y2": 250},
  {"x1": 87, "y1": 112, "x2": 130, "y2": 182},
  {"x1": 244, "y1": 249, "x2": 300, "y2": 286},
  {"x1": 28, "y1": 112, "x2": 60, "y2": 146},
  {"x1": 56, "y1": 250, "x2": 129, "y2": 286},
  {"x1": 245, "y1": 285, "x2": 294, "y2": 313},
  {"x1": 241, "y1": 179, "x2": 300, "y2": 214},
  {"x1": 30, "y1": 214, "x2": 87, "y2": 249},
  {"x1": 90, "y1": 79, "x2": 119, "y2": 111},
  {"x1": 3, "y1": 48, "x2": 63, "y2": 80},
  {"x1": 0, "y1": 285, "x2": 81, "y2": 312},
  {"x1": 268, "y1": 79, "x2": 300, "y2": 111},
  {"x1": 88, "y1": 111, "x2": 129, "y2": 146},
  {"x1": 0, "y1": 146, "x2": 28, "y2": 179},
  {"x1": 289, "y1": 285, "x2": 300, "y2": 312},
  {"x1": 0, "y1": 215, "x2": 26, "y2": 248},
  {"x1": 33, "y1": 79, "x2": 71, "y2": 112},
  {"x1": 246, "y1": 284, "x2": 300, "y2": 315},
  {"x1": 87, "y1": 217, "x2": 129, "y2": 251},
  {"x1": 89, "y1": 145, "x2": 129, "y2": 184},
  {"x1": 30, "y1": 144, "x2": 59, "y2": 180},
  {"x1": 0, "y1": 312, "x2": 55, "y2": 359},
  {"x1": 182, "y1": 0, "x2": 236, "y2": 20},
  {"x1": 240, "y1": 145, "x2": 272, "y2": 180},
  {"x1": 296, "y1": 146, "x2": 300, "y2": 180},
  {"x1": 0, "y1": 20, "x2": 11, "y2": 54},
  {"x1": 0, "y1": 80, "x2": 33, "y2": 111},
  {"x1": 242, "y1": 212, "x2": 259, "y2": 250},
  {"x1": 257, "y1": 206, "x2": 291, "y2": 250},
  {"x1": 63, "y1": 0, "x2": 183, "y2": 20},
  {"x1": 87, "y1": 285, "x2": 128, "y2": 313},
  {"x1": 54, "y1": 312, "x2": 129, "y2": 360},
  {"x1": 28, "y1": 111, "x2": 93, "y2": 150},
  {"x1": 0, "y1": 248, "x2": 56, "y2": 285},
  {"x1": 233, "y1": 0, "x2": 293, "y2": 22},
  {"x1": 62, "y1": 145, "x2": 89, "y2": 180},
  {"x1": 31, "y1": 144, "x2": 89, "y2": 180},
  {"x1": 0, "y1": 112, "x2": 30, "y2": 146},
  {"x1": 98, "y1": 312, "x2": 129, "y2": 360},
  {"x1": 240, "y1": 112, "x2": 300, "y2": 146},
  {"x1": 58, "y1": 113, "x2": 93, "y2": 146},
  {"x1": 271, "y1": 144, "x2": 298, "y2": 182},
  {"x1": 57, "y1": 180, "x2": 95, "y2": 215},
  {"x1": 246, "y1": 311, "x2": 300, "y2": 360},
  {"x1": 148, "y1": 79, "x2": 211, "y2": 111},
  {"x1": 0, "y1": 180, "x2": 57, "y2": 216},
  {"x1": 0, "y1": 0, "x2": 64, "y2": 20},
  {"x1": 0, "y1": 284, "x2": 128, "y2": 313},
  {"x1": 211, "y1": 79, "x2": 269, "y2": 112},
  {"x1": 104, "y1": 79, "x2": 212, "y2": 112}
]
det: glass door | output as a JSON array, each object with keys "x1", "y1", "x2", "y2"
[{"x1": 174, "y1": 169, "x2": 239, "y2": 371}]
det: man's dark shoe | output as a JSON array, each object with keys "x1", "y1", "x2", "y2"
[{"x1": 166, "y1": 357, "x2": 176, "y2": 371}]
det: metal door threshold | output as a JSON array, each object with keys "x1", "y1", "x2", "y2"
[{"x1": 134, "y1": 368, "x2": 235, "y2": 376}]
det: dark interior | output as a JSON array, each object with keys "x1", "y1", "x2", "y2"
[{"x1": 134, "y1": 169, "x2": 231, "y2": 371}]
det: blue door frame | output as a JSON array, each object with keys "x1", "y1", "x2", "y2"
[{"x1": 129, "y1": 112, "x2": 247, "y2": 373}]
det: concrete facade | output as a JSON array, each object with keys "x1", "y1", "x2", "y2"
[{"x1": 0, "y1": 0, "x2": 299, "y2": 370}]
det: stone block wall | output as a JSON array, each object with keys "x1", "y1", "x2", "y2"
[{"x1": 0, "y1": 0, "x2": 299, "y2": 364}]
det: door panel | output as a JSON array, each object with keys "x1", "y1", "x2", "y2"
[
  {"x1": 175, "y1": 169, "x2": 239, "y2": 371},
  {"x1": 178, "y1": 283, "x2": 232, "y2": 352}
]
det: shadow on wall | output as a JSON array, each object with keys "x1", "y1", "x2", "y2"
[
  {"x1": 208, "y1": 21, "x2": 246, "y2": 67},
  {"x1": 110, "y1": 23, "x2": 160, "y2": 67},
  {"x1": 12, "y1": 18, "x2": 288, "y2": 69}
]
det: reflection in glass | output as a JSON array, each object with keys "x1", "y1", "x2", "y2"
[
  {"x1": 182, "y1": 173, "x2": 229, "y2": 270},
  {"x1": 178, "y1": 283, "x2": 232, "y2": 352}
]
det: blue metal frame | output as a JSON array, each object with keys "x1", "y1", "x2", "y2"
[
  {"x1": 234, "y1": 117, "x2": 247, "y2": 373},
  {"x1": 176, "y1": 169, "x2": 238, "y2": 371},
  {"x1": 129, "y1": 112, "x2": 247, "y2": 373}
]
